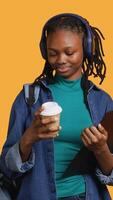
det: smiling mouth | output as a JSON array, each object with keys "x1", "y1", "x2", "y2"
[{"x1": 56, "y1": 66, "x2": 70, "y2": 73}]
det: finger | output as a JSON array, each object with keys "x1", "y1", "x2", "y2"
[
  {"x1": 84, "y1": 128, "x2": 97, "y2": 143},
  {"x1": 98, "y1": 124, "x2": 107, "y2": 136},
  {"x1": 39, "y1": 131, "x2": 59, "y2": 139},
  {"x1": 34, "y1": 107, "x2": 45, "y2": 126},
  {"x1": 40, "y1": 116, "x2": 59, "y2": 125},
  {"x1": 33, "y1": 117, "x2": 41, "y2": 127},
  {"x1": 34, "y1": 107, "x2": 44, "y2": 117},
  {"x1": 81, "y1": 131, "x2": 92, "y2": 145},
  {"x1": 81, "y1": 136, "x2": 88, "y2": 147},
  {"x1": 40, "y1": 125, "x2": 61, "y2": 133},
  {"x1": 89, "y1": 126, "x2": 102, "y2": 140},
  {"x1": 89, "y1": 125, "x2": 108, "y2": 140}
]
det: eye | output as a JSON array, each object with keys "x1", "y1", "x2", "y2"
[
  {"x1": 66, "y1": 51, "x2": 74, "y2": 56},
  {"x1": 48, "y1": 51, "x2": 57, "y2": 57},
  {"x1": 48, "y1": 53, "x2": 56, "y2": 57}
]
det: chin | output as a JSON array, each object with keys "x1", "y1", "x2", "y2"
[{"x1": 56, "y1": 72, "x2": 69, "y2": 78}]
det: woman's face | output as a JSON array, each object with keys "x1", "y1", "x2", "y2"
[{"x1": 47, "y1": 29, "x2": 84, "y2": 80}]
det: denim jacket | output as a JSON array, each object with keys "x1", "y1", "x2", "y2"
[{"x1": 0, "y1": 78, "x2": 113, "y2": 200}]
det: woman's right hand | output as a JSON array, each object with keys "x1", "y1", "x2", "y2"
[{"x1": 19, "y1": 106, "x2": 61, "y2": 161}]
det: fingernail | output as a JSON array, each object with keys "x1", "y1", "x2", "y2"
[
  {"x1": 91, "y1": 126, "x2": 96, "y2": 130},
  {"x1": 98, "y1": 123, "x2": 102, "y2": 128}
]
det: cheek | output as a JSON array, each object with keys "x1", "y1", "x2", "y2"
[
  {"x1": 70, "y1": 52, "x2": 83, "y2": 64},
  {"x1": 47, "y1": 56, "x2": 56, "y2": 65}
]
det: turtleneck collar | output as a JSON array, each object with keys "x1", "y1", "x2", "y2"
[{"x1": 52, "y1": 75, "x2": 82, "y2": 91}]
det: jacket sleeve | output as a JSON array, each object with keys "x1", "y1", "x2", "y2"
[
  {"x1": 95, "y1": 93, "x2": 113, "y2": 185},
  {"x1": 0, "y1": 90, "x2": 35, "y2": 178},
  {"x1": 5, "y1": 142, "x2": 35, "y2": 173},
  {"x1": 95, "y1": 167, "x2": 113, "y2": 185}
]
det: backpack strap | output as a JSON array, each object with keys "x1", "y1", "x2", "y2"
[{"x1": 23, "y1": 84, "x2": 40, "y2": 107}]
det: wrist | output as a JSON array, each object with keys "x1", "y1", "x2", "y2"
[
  {"x1": 19, "y1": 132, "x2": 34, "y2": 162},
  {"x1": 20, "y1": 135, "x2": 33, "y2": 150},
  {"x1": 23, "y1": 126, "x2": 40, "y2": 145},
  {"x1": 94, "y1": 143, "x2": 110, "y2": 156}
]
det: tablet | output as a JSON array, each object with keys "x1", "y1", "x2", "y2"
[
  {"x1": 100, "y1": 110, "x2": 113, "y2": 152},
  {"x1": 63, "y1": 111, "x2": 113, "y2": 176}
]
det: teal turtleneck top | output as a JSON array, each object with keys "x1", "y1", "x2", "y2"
[{"x1": 48, "y1": 75, "x2": 92, "y2": 198}]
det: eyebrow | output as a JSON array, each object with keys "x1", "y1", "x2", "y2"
[
  {"x1": 47, "y1": 48, "x2": 56, "y2": 50},
  {"x1": 47, "y1": 47, "x2": 73, "y2": 51}
]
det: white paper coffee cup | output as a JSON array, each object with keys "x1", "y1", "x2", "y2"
[
  {"x1": 40, "y1": 102, "x2": 62, "y2": 133},
  {"x1": 40, "y1": 102, "x2": 62, "y2": 116}
]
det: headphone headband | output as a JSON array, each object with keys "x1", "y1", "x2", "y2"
[{"x1": 40, "y1": 13, "x2": 93, "y2": 59}]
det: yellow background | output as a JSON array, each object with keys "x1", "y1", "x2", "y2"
[{"x1": 0, "y1": 0, "x2": 113, "y2": 197}]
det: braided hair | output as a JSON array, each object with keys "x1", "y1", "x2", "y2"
[{"x1": 33, "y1": 15, "x2": 106, "y2": 86}]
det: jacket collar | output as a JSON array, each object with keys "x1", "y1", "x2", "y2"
[{"x1": 87, "y1": 80, "x2": 100, "y2": 93}]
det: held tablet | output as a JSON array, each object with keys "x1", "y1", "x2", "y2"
[
  {"x1": 63, "y1": 111, "x2": 113, "y2": 176},
  {"x1": 100, "y1": 110, "x2": 113, "y2": 152}
]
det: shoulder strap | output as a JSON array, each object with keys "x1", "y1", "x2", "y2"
[{"x1": 23, "y1": 84, "x2": 40, "y2": 107}]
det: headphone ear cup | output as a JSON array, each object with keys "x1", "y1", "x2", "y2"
[
  {"x1": 92, "y1": 35, "x2": 96, "y2": 56},
  {"x1": 83, "y1": 34, "x2": 94, "y2": 59},
  {"x1": 83, "y1": 36, "x2": 87, "y2": 57}
]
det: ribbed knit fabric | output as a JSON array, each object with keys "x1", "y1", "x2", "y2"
[{"x1": 48, "y1": 75, "x2": 92, "y2": 198}]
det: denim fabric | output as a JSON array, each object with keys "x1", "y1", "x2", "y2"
[
  {"x1": 0, "y1": 188, "x2": 11, "y2": 200},
  {"x1": 0, "y1": 78, "x2": 113, "y2": 200}
]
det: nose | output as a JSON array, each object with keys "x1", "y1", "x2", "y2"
[{"x1": 56, "y1": 54, "x2": 67, "y2": 65}]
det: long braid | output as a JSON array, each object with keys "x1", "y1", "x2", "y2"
[
  {"x1": 32, "y1": 61, "x2": 54, "y2": 86},
  {"x1": 82, "y1": 26, "x2": 106, "y2": 84}
]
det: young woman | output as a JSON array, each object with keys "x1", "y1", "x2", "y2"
[{"x1": 0, "y1": 13, "x2": 113, "y2": 200}]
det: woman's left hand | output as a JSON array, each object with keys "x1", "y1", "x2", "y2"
[{"x1": 81, "y1": 124, "x2": 108, "y2": 154}]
